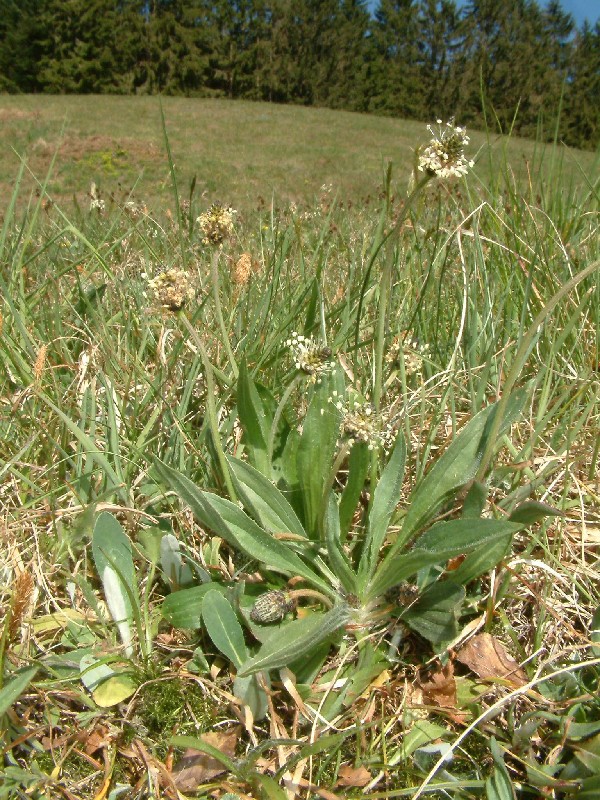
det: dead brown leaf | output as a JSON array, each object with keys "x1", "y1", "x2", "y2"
[
  {"x1": 171, "y1": 728, "x2": 239, "y2": 792},
  {"x1": 419, "y1": 662, "x2": 457, "y2": 708},
  {"x1": 456, "y1": 633, "x2": 528, "y2": 687},
  {"x1": 337, "y1": 764, "x2": 371, "y2": 787},
  {"x1": 81, "y1": 723, "x2": 114, "y2": 755}
]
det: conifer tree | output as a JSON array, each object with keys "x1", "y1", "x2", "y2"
[
  {"x1": 564, "y1": 21, "x2": 600, "y2": 148},
  {"x1": 416, "y1": 0, "x2": 462, "y2": 120},
  {"x1": 368, "y1": 0, "x2": 422, "y2": 118},
  {"x1": 0, "y1": 0, "x2": 51, "y2": 91},
  {"x1": 35, "y1": 0, "x2": 144, "y2": 93},
  {"x1": 456, "y1": 0, "x2": 565, "y2": 138}
]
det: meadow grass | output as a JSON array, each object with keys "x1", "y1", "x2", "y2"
[
  {"x1": 1, "y1": 95, "x2": 598, "y2": 212},
  {"x1": 0, "y1": 97, "x2": 599, "y2": 799}
]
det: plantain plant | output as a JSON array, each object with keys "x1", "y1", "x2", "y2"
[{"x1": 156, "y1": 364, "x2": 553, "y2": 715}]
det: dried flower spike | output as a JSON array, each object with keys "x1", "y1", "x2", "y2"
[
  {"x1": 417, "y1": 119, "x2": 474, "y2": 179},
  {"x1": 286, "y1": 332, "x2": 336, "y2": 383},
  {"x1": 147, "y1": 269, "x2": 194, "y2": 311},
  {"x1": 232, "y1": 252, "x2": 254, "y2": 286},
  {"x1": 197, "y1": 203, "x2": 236, "y2": 246},
  {"x1": 250, "y1": 590, "x2": 295, "y2": 624}
]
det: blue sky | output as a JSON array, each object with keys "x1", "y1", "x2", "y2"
[
  {"x1": 366, "y1": 1, "x2": 599, "y2": 29},
  {"x1": 561, "y1": 0, "x2": 600, "y2": 27}
]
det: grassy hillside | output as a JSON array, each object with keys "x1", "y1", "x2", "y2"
[
  {"x1": 1, "y1": 95, "x2": 597, "y2": 212},
  {"x1": 0, "y1": 97, "x2": 599, "y2": 800}
]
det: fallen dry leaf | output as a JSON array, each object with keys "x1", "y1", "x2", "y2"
[
  {"x1": 81, "y1": 723, "x2": 114, "y2": 755},
  {"x1": 456, "y1": 633, "x2": 528, "y2": 687},
  {"x1": 337, "y1": 764, "x2": 371, "y2": 787},
  {"x1": 171, "y1": 728, "x2": 239, "y2": 792},
  {"x1": 419, "y1": 662, "x2": 457, "y2": 708}
]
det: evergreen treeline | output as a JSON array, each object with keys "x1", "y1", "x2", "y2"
[{"x1": 0, "y1": 0, "x2": 598, "y2": 149}]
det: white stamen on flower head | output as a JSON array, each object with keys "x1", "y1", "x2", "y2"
[
  {"x1": 417, "y1": 118, "x2": 474, "y2": 179},
  {"x1": 287, "y1": 332, "x2": 336, "y2": 383}
]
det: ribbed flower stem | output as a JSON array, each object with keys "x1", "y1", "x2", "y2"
[
  {"x1": 178, "y1": 312, "x2": 237, "y2": 502},
  {"x1": 370, "y1": 173, "x2": 432, "y2": 489},
  {"x1": 209, "y1": 248, "x2": 239, "y2": 381}
]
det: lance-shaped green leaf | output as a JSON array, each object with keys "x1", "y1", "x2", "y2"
[
  {"x1": 227, "y1": 456, "x2": 307, "y2": 540},
  {"x1": 444, "y1": 534, "x2": 513, "y2": 586},
  {"x1": 0, "y1": 667, "x2": 38, "y2": 716},
  {"x1": 296, "y1": 373, "x2": 342, "y2": 538},
  {"x1": 233, "y1": 674, "x2": 269, "y2": 722},
  {"x1": 364, "y1": 430, "x2": 406, "y2": 573},
  {"x1": 237, "y1": 604, "x2": 349, "y2": 677},
  {"x1": 508, "y1": 500, "x2": 563, "y2": 525},
  {"x1": 338, "y1": 441, "x2": 370, "y2": 540},
  {"x1": 401, "y1": 581, "x2": 465, "y2": 649},
  {"x1": 92, "y1": 512, "x2": 139, "y2": 656},
  {"x1": 367, "y1": 518, "x2": 523, "y2": 600},
  {"x1": 324, "y1": 494, "x2": 358, "y2": 594},
  {"x1": 237, "y1": 359, "x2": 270, "y2": 475},
  {"x1": 396, "y1": 390, "x2": 526, "y2": 549},
  {"x1": 154, "y1": 461, "x2": 332, "y2": 595},
  {"x1": 161, "y1": 583, "x2": 226, "y2": 629},
  {"x1": 203, "y1": 590, "x2": 248, "y2": 669}
]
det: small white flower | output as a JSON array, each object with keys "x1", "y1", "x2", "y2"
[
  {"x1": 197, "y1": 203, "x2": 237, "y2": 245},
  {"x1": 329, "y1": 391, "x2": 394, "y2": 452},
  {"x1": 147, "y1": 269, "x2": 194, "y2": 311},
  {"x1": 417, "y1": 118, "x2": 474, "y2": 179},
  {"x1": 288, "y1": 332, "x2": 335, "y2": 383}
]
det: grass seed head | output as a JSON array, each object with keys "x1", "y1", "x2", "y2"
[
  {"x1": 34, "y1": 343, "x2": 48, "y2": 383},
  {"x1": 232, "y1": 252, "x2": 255, "y2": 286}
]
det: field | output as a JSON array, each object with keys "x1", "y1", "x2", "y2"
[{"x1": 1, "y1": 96, "x2": 599, "y2": 800}]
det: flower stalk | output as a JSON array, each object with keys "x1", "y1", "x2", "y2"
[
  {"x1": 209, "y1": 248, "x2": 239, "y2": 380},
  {"x1": 177, "y1": 312, "x2": 237, "y2": 502}
]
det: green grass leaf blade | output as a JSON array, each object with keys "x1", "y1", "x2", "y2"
[{"x1": 35, "y1": 392, "x2": 128, "y2": 503}]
